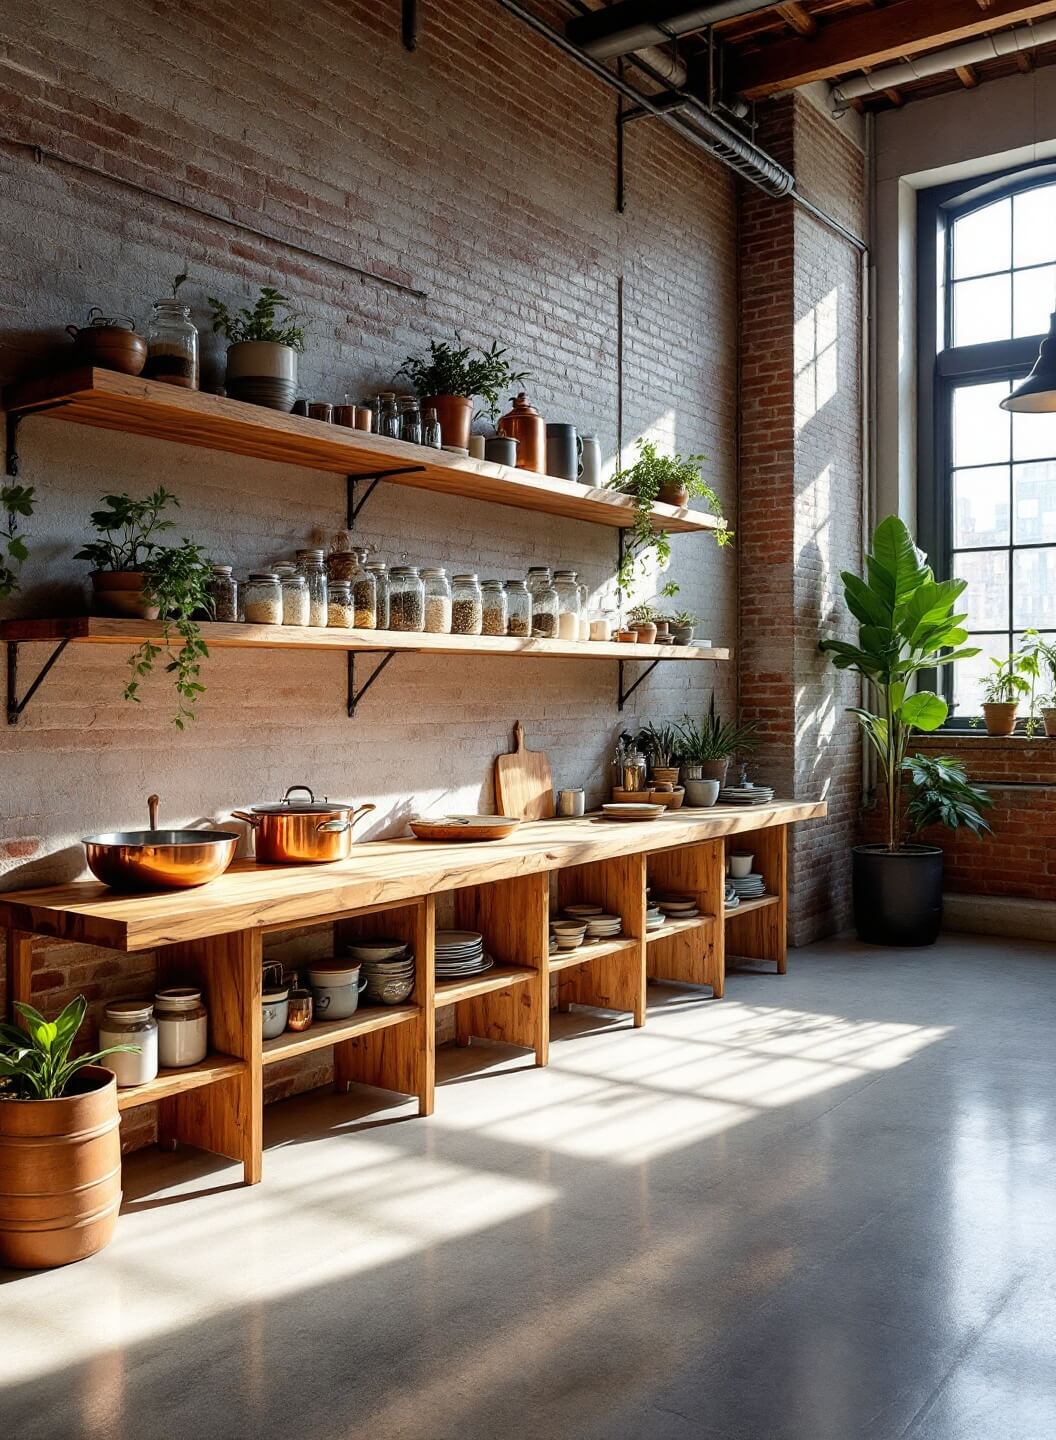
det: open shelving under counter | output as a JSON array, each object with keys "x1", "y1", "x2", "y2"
[
  {"x1": 646, "y1": 914, "x2": 714, "y2": 944},
  {"x1": 261, "y1": 1003, "x2": 420, "y2": 1065},
  {"x1": 434, "y1": 963, "x2": 537, "y2": 1007},
  {"x1": 114, "y1": 1053, "x2": 247, "y2": 1112},
  {"x1": 547, "y1": 936, "x2": 639, "y2": 972},
  {"x1": 726, "y1": 894, "x2": 780, "y2": 918}
]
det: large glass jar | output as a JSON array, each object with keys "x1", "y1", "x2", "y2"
[
  {"x1": 99, "y1": 1001, "x2": 158, "y2": 1087},
  {"x1": 328, "y1": 579, "x2": 353, "y2": 628},
  {"x1": 380, "y1": 394, "x2": 401, "y2": 438},
  {"x1": 298, "y1": 549, "x2": 329, "y2": 627},
  {"x1": 366, "y1": 561, "x2": 389, "y2": 629},
  {"x1": 400, "y1": 396, "x2": 423, "y2": 445},
  {"x1": 208, "y1": 564, "x2": 238, "y2": 623},
  {"x1": 528, "y1": 567, "x2": 558, "y2": 639},
  {"x1": 244, "y1": 571, "x2": 282, "y2": 625},
  {"x1": 554, "y1": 570, "x2": 581, "y2": 642},
  {"x1": 145, "y1": 299, "x2": 199, "y2": 389},
  {"x1": 351, "y1": 549, "x2": 377, "y2": 629},
  {"x1": 422, "y1": 568, "x2": 452, "y2": 633},
  {"x1": 505, "y1": 579, "x2": 531, "y2": 638},
  {"x1": 327, "y1": 530, "x2": 357, "y2": 585},
  {"x1": 481, "y1": 579, "x2": 507, "y2": 636},
  {"x1": 280, "y1": 572, "x2": 309, "y2": 626},
  {"x1": 154, "y1": 987, "x2": 207, "y2": 1069},
  {"x1": 451, "y1": 574, "x2": 483, "y2": 635},
  {"x1": 389, "y1": 566, "x2": 425, "y2": 631}
]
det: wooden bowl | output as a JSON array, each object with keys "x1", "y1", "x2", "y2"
[{"x1": 409, "y1": 815, "x2": 521, "y2": 842}]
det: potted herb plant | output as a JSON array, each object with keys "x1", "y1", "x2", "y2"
[
  {"x1": 1, "y1": 482, "x2": 34, "y2": 598},
  {"x1": 0, "y1": 996, "x2": 135, "y2": 1269},
  {"x1": 822, "y1": 515, "x2": 981, "y2": 946},
  {"x1": 396, "y1": 337, "x2": 529, "y2": 451},
  {"x1": 978, "y1": 651, "x2": 1034, "y2": 735},
  {"x1": 609, "y1": 439, "x2": 730, "y2": 593},
  {"x1": 627, "y1": 602, "x2": 658, "y2": 645},
  {"x1": 635, "y1": 722, "x2": 682, "y2": 787},
  {"x1": 208, "y1": 286, "x2": 306, "y2": 411},
  {"x1": 76, "y1": 488, "x2": 213, "y2": 728},
  {"x1": 668, "y1": 610, "x2": 698, "y2": 646},
  {"x1": 676, "y1": 701, "x2": 759, "y2": 785}
]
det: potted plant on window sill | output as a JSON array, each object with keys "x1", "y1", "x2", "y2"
[
  {"x1": 977, "y1": 651, "x2": 1035, "y2": 736},
  {"x1": 0, "y1": 996, "x2": 136, "y2": 1269},
  {"x1": 208, "y1": 286, "x2": 306, "y2": 411},
  {"x1": 822, "y1": 515, "x2": 983, "y2": 946},
  {"x1": 676, "y1": 701, "x2": 759, "y2": 786},
  {"x1": 396, "y1": 337, "x2": 529, "y2": 452}
]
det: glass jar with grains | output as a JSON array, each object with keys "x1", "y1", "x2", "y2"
[
  {"x1": 389, "y1": 566, "x2": 425, "y2": 632},
  {"x1": 504, "y1": 579, "x2": 531, "y2": 638},
  {"x1": 422, "y1": 568, "x2": 452, "y2": 633},
  {"x1": 327, "y1": 530, "x2": 357, "y2": 585},
  {"x1": 481, "y1": 579, "x2": 507, "y2": 636},
  {"x1": 207, "y1": 564, "x2": 238, "y2": 623},
  {"x1": 145, "y1": 298, "x2": 199, "y2": 390},
  {"x1": 351, "y1": 548, "x2": 377, "y2": 629},
  {"x1": 451, "y1": 574, "x2": 483, "y2": 635},
  {"x1": 298, "y1": 549, "x2": 329, "y2": 627},
  {"x1": 244, "y1": 571, "x2": 282, "y2": 625},
  {"x1": 554, "y1": 570, "x2": 581, "y2": 642},
  {"x1": 328, "y1": 580, "x2": 354, "y2": 628},
  {"x1": 366, "y1": 560, "x2": 389, "y2": 628},
  {"x1": 527, "y1": 567, "x2": 558, "y2": 639},
  {"x1": 281, "y1": 571, "x2": 309, "y2": 626}
]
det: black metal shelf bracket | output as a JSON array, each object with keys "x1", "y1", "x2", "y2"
[
  {"x1": 5, "y1": 400, "x2": 73, "y2": 476},
  {"x1": 348, "y1": 650, "x2": 398, "y2": 718},
  {"x1": 346, "y1": 466, "x2": 428, "y2": 528},
  {"x1": 618, "y1": 657, "x2": 660, "y2": 712},
  {"x1": 7, "y1": 638, "x2": 70, "y2": 725}
]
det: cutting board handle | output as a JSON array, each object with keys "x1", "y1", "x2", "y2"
[{"x1": 513, "y1": 719, "x2": 525, "y2": 753}]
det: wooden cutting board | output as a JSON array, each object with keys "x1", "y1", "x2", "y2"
[{"x1": 494, "y1": 721, "x2": 555, "y2": 820}]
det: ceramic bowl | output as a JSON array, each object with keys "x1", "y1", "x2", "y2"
[
  {"x1": 555, "y1": 933, "x2": 586, "y2": 950},
  {"x1": 685, "y1": 778, "x2": 720, "y2": 807},
  {"x1": 262, "y1": 988, "x2": 289, "y2": 1039},
  {"x1": 729, "y1": 851, "x2": 754, "y2": 878},
  {"x1": 345, "y1": 939, "x2": 408, "y2": 962},
  {"x1": 366, "y1": 975, "x2": 415, "y2": 1005}
]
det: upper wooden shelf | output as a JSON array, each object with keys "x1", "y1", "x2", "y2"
[{"x1": 2, "y1": 369, "x2": 724, "y2": 535}]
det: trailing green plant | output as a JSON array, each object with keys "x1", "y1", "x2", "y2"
[
  {"x1": 821, "y1": 515, "x2": 979, "y2": 852},
  {"x1": 634, "y1": 722, "x2": 682, "y2": 769},
  {"x1": 608, "y1": 439, "x2": 729, "y2": 594},
  {"x1": 0, "y1": 482, "x2": 34, "y2": 597},
  {"x1": 207, "y1": 286, "x2": 306, "y2": 352},
  {"x1": 903, "y1": 755, "x2": 993, "y2": 841},
  {"x1": 676, "y1": 701, "x2": 760, "y2": 763},
  {"x1": 74, "y1": 488, "x2": 178, "y2": 573},
  {"x1": 0, "y1": 996, "x2": 136, "y2": 1101},
  {"x1": 395, "y1": 336, "x2": 530, "y2": 423}
]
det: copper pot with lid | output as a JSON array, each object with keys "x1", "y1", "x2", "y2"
[
  {"x1": 233, "y1": 785, "x2": 375, "y2": 864},
  {"x1": 497, "y1": 393, "x2": 545, "y2": 474}
]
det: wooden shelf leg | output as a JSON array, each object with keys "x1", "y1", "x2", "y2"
[
  {"x1": 555, "y1": 853, "x2": 646, "y2": 1025},
  {"x1": 4, "y1": 928, "x2": 33, "y2": 1021}
]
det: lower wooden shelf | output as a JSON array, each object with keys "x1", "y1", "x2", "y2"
[
  {"x1": 115, "y1": 1053, "x2": 246, "y2": 1111},
  {"x1": 548, "y1": 936, "x2": 639, "y2": 972},
  {"x1": 261, "y1": 1003, "x2": 420, "y2": 1064},
  {"x1": 725, "y1": 895, "x2": 780, "y2": 919},
  {"x1": 646, "y1": 915, "x2": 714, "y2": 944},
  {"x1": 434, "y1": 963, "x2": 537, "y2": 1007}
]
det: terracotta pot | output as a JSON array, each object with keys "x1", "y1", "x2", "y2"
[
  {"x1": 629, "y1": 621, "x2": 657, "y2": 645},
  {"x1": 1044, "y1": 708, "x2": 1056, "y2": 739},
  {"x1": 652, "y1": 766, "x2": 681, "y2": 788},
  {"x1": 689, "y1": 759, "x2": 729, "y2": 785},
  {"x1": 0, "y1": 1065, "x2": 121, "y2": 1270},
  {"x1": 617, "y1": 629, "x2": 638, "y2": 644},
  {"x1": 90, "y1": 570, "x2": 160, "y2": 620},
  {"x1": 658, "y1": 481, "x2": 689, "y2": 507},
  {"x1": 497, "y1": 393, "x2": 546, "y2": 473},
  {"x1": 66, "y1": 318, "x2": 147, "y2": 376},
  {"x1": 421, "y1": 394, "x2": 472, "y2": 451},
  {"x1": 982, "y1": 701, "x2": 1018, "y2": 737}
]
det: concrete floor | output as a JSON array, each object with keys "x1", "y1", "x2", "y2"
[{"x1": 3, "y1": 933, "x2": 1056, "y2": 1440}]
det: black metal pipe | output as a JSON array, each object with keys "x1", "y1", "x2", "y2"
[{"x1": 567, "y1": 1, "x2": 776, "y2": 61}]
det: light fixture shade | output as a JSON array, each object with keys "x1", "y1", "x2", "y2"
[{"x1": 1002, "y1": 311, "x2": 1056, "y2": 412}]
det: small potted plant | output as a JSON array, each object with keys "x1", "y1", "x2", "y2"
[
  {"x1": 627, "y1": 602, "x2": 659, "y2": 645},
  {"x1": 1, "y1": 481, "x2": 34, "y2": 598},
  {"x1": 609, "y1": 439, "x2": 730, "y2": 592},
  {"x1": 0, "y1": 996, "x2": 136, "y2": 1268},
  {"x1": 76, "y1": 488, "x2": 214, "y2": 728},
  {"x1": 395, "y1": 337, "x2": 529, "y2": 451},
  {"x1": 635, "y1": 723, "x2": 682, "y2": 787},
  {"x1": 677, "y1": 701, "x2": 759, "y2": 785},
  {"x1": 978, "y1": 652, "x2": 1033, "y2": 736},
  {"x1": 669, "y1": 610, "x2": 698, "y2": 646},
  {"x1": 208, "y1": 286, "x2": 306, "y2": 411}
]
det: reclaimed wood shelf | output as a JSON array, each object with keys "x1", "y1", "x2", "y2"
[
  {"x1": 3, "y1": 368, "x2": 724, "y2": 534},
  {"x1": 646, "y1": 915, "x2": 714, "y2": 943},
  {"x1": 725, "y1": 894, "x2": 780, "y2": 918},
  {"x1": 547, "y1": 935, "x2": 638, "y2": 972},
  {"x1": 261, "y1": 1003, "x2": 420, "y2": 1065},
  {"x1": 115, "y1": 1053, "x2": 246, "y2": 1112},
  {"x1": 433, "y1": 962, "x2": 537, "y2": 1007}
]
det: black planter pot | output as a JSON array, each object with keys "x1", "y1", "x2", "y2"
[{"x1": 852, "y1": 844, "x2": 943, "y2": 947}]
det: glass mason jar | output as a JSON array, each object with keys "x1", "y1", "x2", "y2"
[
  {"x1": 280, "y1": 572, "x2": 309, "y2": 626},
  {"x1": 328, "y1": 579, "x2": 354, "y2": 628},
  {"x1": 422, "y1": 567, "x2": 452, "y2": 633},
  {"x1": 554, "y1": 570, "x2": 581, "y2": 642},
  {"x1": 154, "y1": 987, "x2": 208, "y2": 1069},
  {"x1": 388, "y1": 566, "x2": 425, "y2": 631},
  {"x1": 208, "y1": 564, "x2": 238, "y2": 623},
  {"x1": 99, "y1": 1000, "x2": 159, "y2": 1087},
  {"x1": 145, "y1": 299, "x2": 199, "y2": 390},
  {"x1": 366, "y1": 561, "x2": 390, "y2": 629},
  {"x1": 350, "y1": 548, "x2": 377, "y2": 629},
  {"x1": 505, "y1": 579, "x2": 531, "y2": 638},
  {"x1": 298, "y1": 549, "x2": 329, "y2": 627},
  {"x1": 481, "y1": 579, "x2": 507, "y2": 636},
  {"x1": 380, "y1": 394, "x2": 401, "y2": 439},
  {"x1": 451, "y1": 573, "x2": 483, "y2": 635},
  {"x1": 423, "y1": 408, "x2": 442, "y2": 449},
  {"x1": 528, "y1": 567, "x2": 558, "y2": 639},
  {"x1": 327, "y1": 530, "x2": 357, "y2": 585},
  {"x1": 400, "y1": 396, "x2": 423, "y2": 445},
  {"x1": 244, "y1": 571, "x2": 283, "y2": 625}
]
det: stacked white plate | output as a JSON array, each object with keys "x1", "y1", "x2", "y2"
[
  {"x1": 729, "y1": 872, "x2": 767, "y2": 899},
  {"x1": 585, "y1": 913, "x2": 622, "y2": 940},
  {"x1": 646, "y1": 904, "x2": 666, "y2": 932},
  {"x1": 435, "y1": 929, "x2": 493, "y2": 978},
  {"x1": 718, "y1": 784, "x2": 775, "y2": 805},
  {"x1": 724, "y1": 883, "x2": 741, "y2": 911},
  {"x1": 655, "y1": 893, "x2": 701, "y2": 920},
  {"x1": 564, "y1": 903, "x2": 603, "y2": 920}
]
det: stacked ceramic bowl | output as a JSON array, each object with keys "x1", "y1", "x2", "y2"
[
  {"x1": 654, "y1": 892, "x2": 701, "y2": 920},
  {"x1": 585, "y1": 913, "x2": 622, "y2": 940},
  {"x1": 346, "y1": 937, "x2": 415, "y2": 1005},
  {"x1": 551, "y1": 919, "x2": 588, "y2": 952},
  {"x1": 646, "y1": 903, "x2": 665, "y2": 933},
  {"x1": 435, "y1": 930, "x2": 492, "y2": 978},
  {"x1": 728, "y1": 872, "x2": 767, "y2": 901}
]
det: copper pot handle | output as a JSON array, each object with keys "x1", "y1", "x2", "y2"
[
  {"x1": 147, "y1": 793, "x2": 160, "y2": 829},
  {"x1": 283, "y1": 785, "x2": 316, "y2": 805},
  {"x1": 231, "y1": 810, "x2": 262, "y2": 829},
  {"x1": 317, "y1": 803, "x2": 376, "y2": 834}
]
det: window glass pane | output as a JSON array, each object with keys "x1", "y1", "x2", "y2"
[
  {"x1": 954, "y1": 548, "x2": 1009, "y2": 630},
  {"x1": 953, "y1": 198, "x2": 1011, "y2": 278},
  {"x1": 1013, "y1": 461, "x2": 1056, "y2": 543},
  {"x1": 952, "y1": 637, "x2": 1008, "y2": 719},
  {"x1": 1017, "y1": 631, "x2": 1056, "y2": 697},
  {"x1": 952, "y1": 466, "x2": 1010, "y2": 547},
  {"x1": 1012, "y1": 548, "x2": 1056, "y2": 629},
  {"x1": 1013, "y1": 264, "x2": 1056, "y2": 338},
  {"x1": 953, "y1": 274, "x2": 1011, "y2": 346},
  {"x1": 952, "y1": 381, "x2": 1012, "y2": 466},
  {"x1": 1012, "y1": 404, "x2": 1056, "y2": 461},
  {"x1": 1013, "y1": 185, "x2": 1056, "y2": 268}
]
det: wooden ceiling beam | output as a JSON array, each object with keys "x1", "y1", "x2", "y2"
[
  {"x1": 775, "y1": 2, "x2": 818, "y2": 37},
  {"x1": 735, "y1": 0, "x2": 1056, "y2": 98}
]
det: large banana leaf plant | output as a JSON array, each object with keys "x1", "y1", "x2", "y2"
[{"x1": 821, "y1": 515, "x2": 980, "y2": 852}]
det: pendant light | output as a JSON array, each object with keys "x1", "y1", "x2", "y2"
[{"x1": 1001, "y1": 310, "x2": 1056, "y2": 412}]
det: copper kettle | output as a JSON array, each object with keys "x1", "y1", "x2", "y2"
[{"x1": 497, "y1": 393, "x2": 545, "y2": 474}]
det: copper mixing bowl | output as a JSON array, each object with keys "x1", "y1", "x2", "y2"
[{"x1": 83, "y1": 829, "x2": 239, "y2": 891}]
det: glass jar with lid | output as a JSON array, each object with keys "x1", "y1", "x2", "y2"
[
  {"x1": 208, "y1": 564, "x2": 238, "y2": 623},
  {"x1": 399, "y1": 396, "x2": 423, "y2": 445},
  {"x1": 527, "y1": 567, "x2": 558, "y2": 639},
  {"x1": 244, "y1": 571, "x2": 282, "y2": 625},
  {"x1": 350, "y1": 548, "x2": 377, "y2": 629},
  {"x1": 505, "y1": 579, "x2": 531, "y2": 638},
  {"x1": 451, "y1": 574, "x2": 483, "y2": 635},
  {"x1": 327, "y1": 529, "x2": 357, "y2": 585},
  {"x1": 577, "y1": 581, "x2": 591, "y2": 641},
  {"x1": 380, "y1": 394, "x2": 401, "y2": 438},
  {"x1": 279, "y1": 572, "x2": 308, "y2": 626},
  {"x1": 554, "y1": 571, "x2": 581, "y2": 641},
  {"x1": 328, "y1": 579, "x2": 354, "y2": 628},
  {"x1": 298, "y1": 548, "x2": 329, "y2": 627},
  {"x1": 154, "y1": 987, "x2": 208, "y2": 1069},
  {"x1": 422, "y1": 568, "x2": 452, "y2": 633},
  {"x1": 145, "y1": 298, "x2": 199, "y2": 390},
  {"x1": 481, "y1": 579, "x2": 507, "y2": 636},
  {"x1": 366, "y1": 560, "x2": 390, "y2": 628},
  {"x1": 98, "y1": 1000, "x2": 158, "y2": 1087},
  {"x1": 389, "y1": 566, "x2": 425, "y2": 631}
]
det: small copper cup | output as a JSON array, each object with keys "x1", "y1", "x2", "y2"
[
  {"x1": 307, "y1": 402, "x2": 333, "y2": 423},
  {"x1": 333, "y1": 404, "x2": 356, "y2": 427},
  {"x1": 287, "y1": 989, "x2": 314, "y2": 1031},
  {"x1": 354, "y1": 407, "x2": 373, "y2": 432}
]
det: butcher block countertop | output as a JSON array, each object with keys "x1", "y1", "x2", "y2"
[{"x1": 0, "y1": 801, "x2": 826, "y2": 952}]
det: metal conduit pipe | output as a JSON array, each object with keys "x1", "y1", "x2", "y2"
[{"x1": 567, "y1": 0, "x2": 779, "y2": 61}]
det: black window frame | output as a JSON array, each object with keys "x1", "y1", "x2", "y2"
[{"x1": 917, "y1": 159, "x2": 1056, "y2": 727}]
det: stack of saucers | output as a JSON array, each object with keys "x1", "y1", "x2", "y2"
[
  {"x1": 646, "y1": 903, "x2": 665, "y2": 932},
  {"x1": 435, "y1": 930, "x2": 493, "y2": 978},
  {"x1": 655, "y1": 893, "x2": 701, "y2": 920},
  {"x1": 586, "y1": 913, "x2": 622, "y2": 940},
  {"x1": 724, "y1": 883, "x2": 741, "y2": 911},
  {"x1": 346, "y1": 937, "x2": 416, "y2": 1004},
  {"x1": 729, "y1": 872, "x2": 767, "y2": 900},
  {"x1": 718, "y1": 783, "x2": 775, "y2": 805}
]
